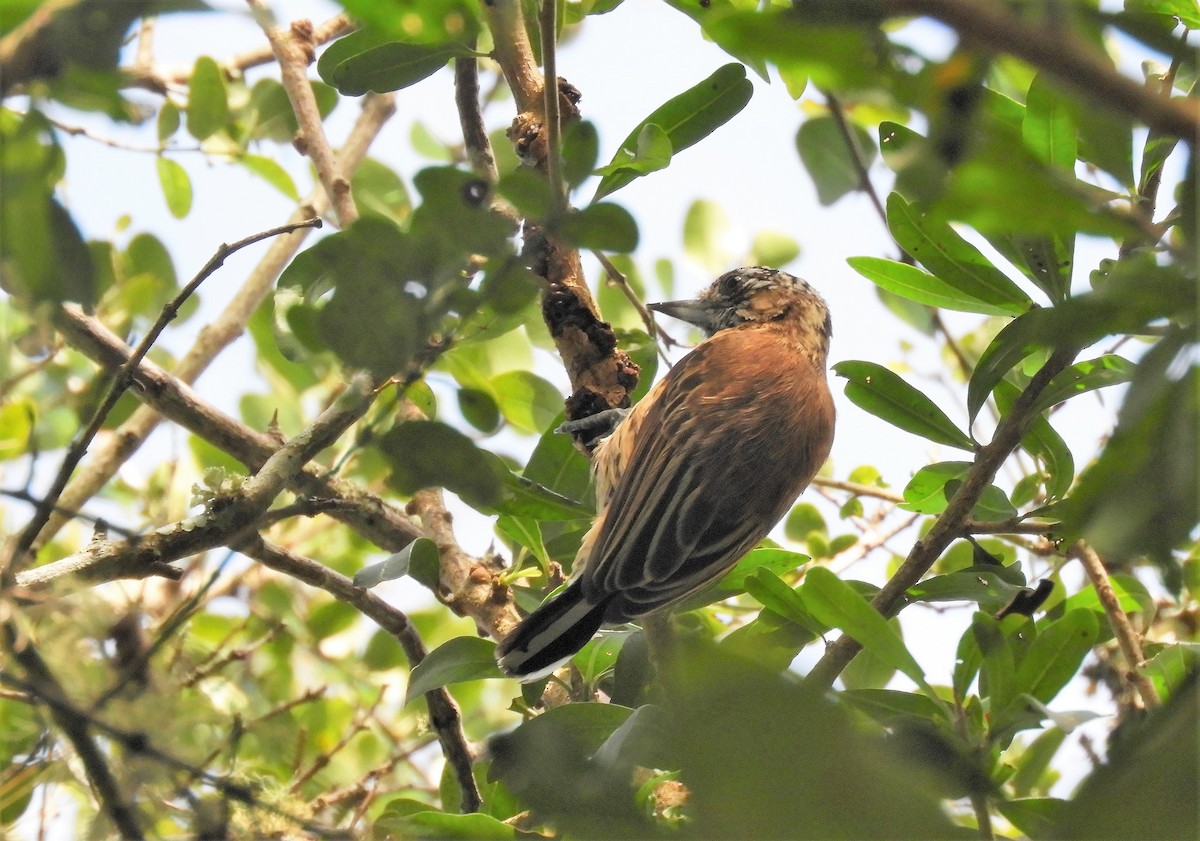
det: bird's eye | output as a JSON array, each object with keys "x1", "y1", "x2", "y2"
[{"x1": 719, "y1": 274, "x2": 741, "y2": 297}]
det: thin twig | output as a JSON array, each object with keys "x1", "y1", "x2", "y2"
[
  {"x1": 1071, "y1": 540, "x2": 1161, "y2": 709},
  {"x1": 592, "y1": 251, "x2": 676, "y2": 358},
  {"x1": 825, "y1": 92, "x2": 887, "y2": 223},
  {"x1": 3, "y1": 633, "x2": 144, "y2": 839},
  {"x1": 24, "y1": 310, "x2": 422, "y2": 589},
  {"x1": 2, "y1": 218, "x2": 321, "y2": 581},
  {"x1": 240, "y1": 538, "x2": 483, "y2": 813},
  {"x1": 539, "y1": 0, "x2": 566, "y2": 216},
  {"x1": 811, "y1": 476, "x2": 905, "y2": 504},
  {"x1": 0, "y1": 669, "x2": 350, "y2": 838},
  {"x1": 454, "y1": 46, "x2": 499, "y2": 184}
]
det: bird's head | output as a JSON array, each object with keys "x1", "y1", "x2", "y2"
[{"x1": 649, "y1": 267, "x2": 832, "y2": 347}]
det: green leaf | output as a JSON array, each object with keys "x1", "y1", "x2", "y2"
[
  {"x1": 801, "y1": 567, "x2": 932, "y2": 694},
  {"x1": 351, "y1": 157, "x2": 411, "y2": 225},
  {"x1": 694, "y1": 9, "x2": 885, "y2": 91},
  {"x1": 1031, "y1": 354, "x2": 1135, "y2": 416},
  {"x1": 594, "y1": 63, "x2": 752, "y2": 199},
  {"x1": 353, "y1": 538, "x2": 439, "y2": 589},
  {"x1": 523, "y1": 414, "x2": 593, "y2": 503},
  {"x1": 239, "y1": 153, "x2": 299, "y2": 201},
  {"x1": 744, "y1": 568, "x2": 824, "y2": 632},
  {"x1": 319, "y1": 34, "x2": 468, "y2": 96},
  {"x1": 795, "y1": 114, "x2": 877, "y2": 206},
  {"x1": 1023, "y1": 73, "x2": 1077, "y2": 170},
  {"x1": 384, "y1": 811, "x2": 517, "y2": 839},
  {"x1": 307, "y1": 600, "x2": 358, "y2": 641},
  {"x1": 998, "y1": 797, "x2": 1070, "y2": 841},
  {"x1": 969, "y1": 269, "x2": 1196, "y2": 422},
  {"x1": 952, "y1": 621, "x2": 984, "y2": 703},
  {"x1": 493, "y1": 464, "x2": 593, "y2": 521},
  {"x1": 847, "y1": 256, "x2": 1020, "y2": 316},
  {"x1": 594, "y1": 123, "x2": 672, "y2": 179},
  {"x1": 490, "y1": 702, "x2": 634, "y2": 777},
  {"x1": 749, "y1": 229, "x2": 800, "y2": 267},
  {"x1": 971, "y1": 612, "x2": 1018, "y2": 714},
  {"x1": 186, "y1": 56, "x2": 230, "y2": 140},
  {"x1": 901, "y1": 461, "x2": 1018, "y2": 520},
  {"x1": 907, "y1": 568, "x2": 1031, "y2": 614},
  {"x1": 489, "y1": 370, "x2": 562, "y2": 435},
  {"x1": 561, "y1": 119, "x2": 600, "y2": 188},
  {"x1": 718, "y1": 548, "x2": 810, "y2": 592},
  {"x1": 381, "y1": 420, "x2": 504, "y2": 508},
  {"x1": 840, "y1": 688, "x2": 950, "y2": 725},
  {"x1": 405, "y1": 637, "x2": 503, "y2": 704},
  {"x1": 984, "y1": 232, "x2": 1073, "y2": 304},
  {"x1": 157, "y1": 101, "x2": 180, "y2": 142},
  {"x1": 886, "y1": 193, "x2": 1032, "y2": 313},
  {"x1": 784, "y1": 501, "x2": 826, "y2": 542},
  {"x1": 996, "y1": 379, "x2": 1075, "y2": 502},
  {"x1": 967, "y1": 308, "x2": 1048, "y2": 423},
  {"x1": 557, "y1": 202, "x2": 639, "y2": 252},
  {"x1": 0, "y1": 399, "x2": 34, "y2": 459},
  {"x1": 155, "y1": 156, "x2": 192, "y2": 218},
  {"x1": 495, "y1": 515, "x2": 549, "y2": 572},
  {"x1": 834, "y1": 360, "x2": 975, "y2": 451},
  {"x1": 1012, "y1": 609, "x2": 1099, "y2": 707}
]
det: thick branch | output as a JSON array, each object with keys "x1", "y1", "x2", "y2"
[
  {"x1": 481, "y1": 0, "x2": 639, "y2": 423},
  {"x1": 240, "y1": 538, "x2": 482, "y2": 813},
  {"x1": 15, "y1": 375, "x2": 382, "y2": 589},
  {"x1": 408, "y1": 488, "x2": 521, "y2": 641},
  {"x1": 804, "y1": 347, "x2": 1077, "y2": 690}
]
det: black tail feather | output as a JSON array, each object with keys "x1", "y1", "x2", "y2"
[{"x1": 496, "y1": 581, "x2": 609, "y2": 681}]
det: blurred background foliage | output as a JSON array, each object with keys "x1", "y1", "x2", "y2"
[{"x1": 0, "y1": 0, "x2": 1196, "y2": 838}]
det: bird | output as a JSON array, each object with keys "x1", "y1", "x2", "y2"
[{"x1": 496, "y1": 267, "x2": 835, "y2": 681}]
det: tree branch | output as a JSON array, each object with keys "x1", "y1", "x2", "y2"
[
  {"x1": 1071, "y1": 540, "x2": 1161, "y2": 710},
  {"x1": 239, "y1": 537, "x2": 483, "y2": 813},
  {"x1": 804, "y1": 347, "x2": 1077, "y2": 690},
  {"x1": 4, "y1": 630, "x2": 144, "y2": 839},
  {"x1": 454, "y1": 47, "x2": 499, "y2": 184},
  {"x1": 31, "y1": 92, "x2": 396, "y2": 555},
  {"x1": 481, "y1": 0, "x2": 639, "y2": 424},
  {"x1": 877, "y1": 0, "x2": 1200, "y2": 140},
  {"x1": 1, "y1": 218, "x2": 322, "y2": 582},
  {"x1": 249, "y1": 4, "x2": 358, "y2": 227},
  {"x1": 14, "y1": 374, "x2": 383, "y2": 590}
]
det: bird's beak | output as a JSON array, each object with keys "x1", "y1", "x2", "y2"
[{"x1": 648, "y1": 298, "x2": 718, "y2": 332}]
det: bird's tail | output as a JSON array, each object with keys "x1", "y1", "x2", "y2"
[{"x1": 495, "y1": 581, "x2": 610, "y2": 682}]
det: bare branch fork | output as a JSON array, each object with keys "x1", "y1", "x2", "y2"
[{"x1": 1, "y1": 218, "x2": 322, "y2": 582}]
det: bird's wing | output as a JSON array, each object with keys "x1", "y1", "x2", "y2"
[{"x1": 581, "y1": 328, "x2": 832, "y2": 616}]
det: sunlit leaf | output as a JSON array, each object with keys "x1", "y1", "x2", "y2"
[
  {"x1": 186, "y1": 56, "x2": 229, "y2": 140},
  {"x1": 594, "y1": 63, "x2": 752, "y2": 200},
  {"x1": 834, "y1": 360, "x2": 975, "y2": 451}
]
